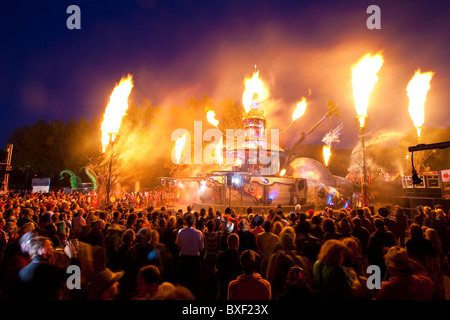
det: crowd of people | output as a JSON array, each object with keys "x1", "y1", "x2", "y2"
[{"x1": 0, "y1": 190, "x2": 449, "y2": 301}]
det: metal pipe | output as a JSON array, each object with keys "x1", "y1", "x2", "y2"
[{"x1": 408, "y1": 141, "x2": 450, "y2": 152}]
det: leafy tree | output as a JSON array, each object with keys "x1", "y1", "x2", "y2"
[{"x1": 7, "y1": 118, "x2": 101, "y2": 189}]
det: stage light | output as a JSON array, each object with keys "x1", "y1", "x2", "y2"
[
  {"x1": 200, "y1": 181, "x2": 206, "y2": 194},
  {"x1": 231, "y1": 173, "x2": 243, "y2": 189},
  {"x1": 267, "y1": 190, "x2": 277, "y2": 205}
]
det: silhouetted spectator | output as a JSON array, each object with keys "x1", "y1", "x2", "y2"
[
  {"x1": 367, "y1": 218, "x2": 396, "y2": 279},
  {"x1": 216, "y1": 233, "x2": 241, "y2": 301},
  {"x1": 227, "y1": 250, "x2": 271, "y2": 300}
]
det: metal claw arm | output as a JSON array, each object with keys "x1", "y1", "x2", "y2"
[{"x1": 281, "y1": 101, "x2": 340, "y2": 169}]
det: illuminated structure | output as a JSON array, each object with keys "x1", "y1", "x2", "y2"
[{"x1": 160, "y1": 74, "x2": 352, "y2": 213}]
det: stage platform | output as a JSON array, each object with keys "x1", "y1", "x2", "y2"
[{"x1": 191, "y1": 202, "x2": 315, "y2": 215}]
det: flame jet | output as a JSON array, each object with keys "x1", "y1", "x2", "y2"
[
  {"x1": 292, "y1": 98, "x2": 307, "y2": 121},
  {"x1": 351, "y1": 53, "x2": 384, "y2": 129},
  {"x1": 101, "y1": 74, "x2": 134, "y2": 152},
  {"x1": 407, "y1": 69, "x2": 434, "y2": 138},
  {"x1": 242, "y1": 70, "x2": 269, "y2": 113},
  {"x1": 174, "y1": 134, "x2": 187, "y2": 164},
  {"x1": 321, "y1": 123, "x2": 343, "y2": 167}
]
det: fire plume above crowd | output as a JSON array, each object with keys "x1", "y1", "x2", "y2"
[
  {"x1": 101, "y1": 74, "x2": 134, "y2": 152},
  {"x1": 351, "y1": 53, "x2": 384, "y2": 128},
  {"x1": 406, "y1": 69, "x2": 434, "y2": 138}
]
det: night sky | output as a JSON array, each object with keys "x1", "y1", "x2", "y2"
[{"x1": 1, "y1": 0, "x2": 449, "y2": 150}]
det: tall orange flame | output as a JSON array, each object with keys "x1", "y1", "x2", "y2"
[
  {"x1": 406, "y1": 69, "x2": 434, "y2": 137},
  {"x1": 293, "y1": 97, "x2": 307, "y2": 121},
  {"x1": 242, "y1": 70, "x2": 269, "y2": 113},
  {"x1": 101, "y1": 75, "x2": 134, "y2": 152},
  {"x1": 351, "y1": 53, "x2": 384, "y2": 128}
]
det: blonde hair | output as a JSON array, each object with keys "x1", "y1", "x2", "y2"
[
  {"x1": 154, "y1": 285, "x2": 195, "y2": 300},
  {"x1": 150, "y1": 229, "x2": 160, "y2": 245},
  {"x1": 342, "y1": 237, "x2": 361, "y2": 257},
  {"x1": 281, "y1": 226, "x2": 295, "y2": 236},
  {"x1": 272, "y1": 221, "x2": 284, "y2": 236},
  {"x1": 435, "y1": 209, "x2": 446, "y2": 220},
  {"x1": 362, "y1": 207, "x2": 370, "y2": 216},
  {"x1": 280, "y1": 230, "x2": 296, "y2": 250},
  {"x1": 318, "y1": 239, "x2": 348, "y2": 266},
  {"x1": 425, "y1": 228, "x2": 443, "y2": 255}
]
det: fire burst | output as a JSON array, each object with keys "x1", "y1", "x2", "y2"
[
  {"x1": 206, "y1": 109, "x2": 219, "y2": 127},
  {"x1": 174, "y1": 134, "x2": 187, "y2": 164},
  {"x1": 293, "y1": 97, "x2": 307, "y2": 121},
  {"x1": 351, "y1": 53, "x2": 384, "y2": 128},
  {"x1": 322, "y1": 146, "x2": 332, "y2": 166},
  {"x1": 406, "y1": 69, "x2": 434, "y2": 138},
  {"x1": 242, "y1": 70, "x2": 269, "y2": 113},
  {"x1": 101, "y1": 75, "x2": 134, "y2": 152},
  {"x1": 321, "y1": 123, "x2": 343, "y2": 166}
]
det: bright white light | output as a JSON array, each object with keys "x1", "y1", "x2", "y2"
[{"x1": 231, "y1": 174, "x2": 242, "y2": 187}]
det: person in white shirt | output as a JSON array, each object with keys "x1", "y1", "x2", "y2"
[{"x1": 175, "y1": 213, "x2": 204, "y2": 298}]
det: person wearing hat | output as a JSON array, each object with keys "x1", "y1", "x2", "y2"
[
  {"x1": 87, "y1": 268, "x2": 124, "y2": 300},
  {"x1": 227, "y1": 250, "x2": 271, "y2": 300},
  {"x1": 376, "y1": 246, "x2": 433, "y2": 300}
]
